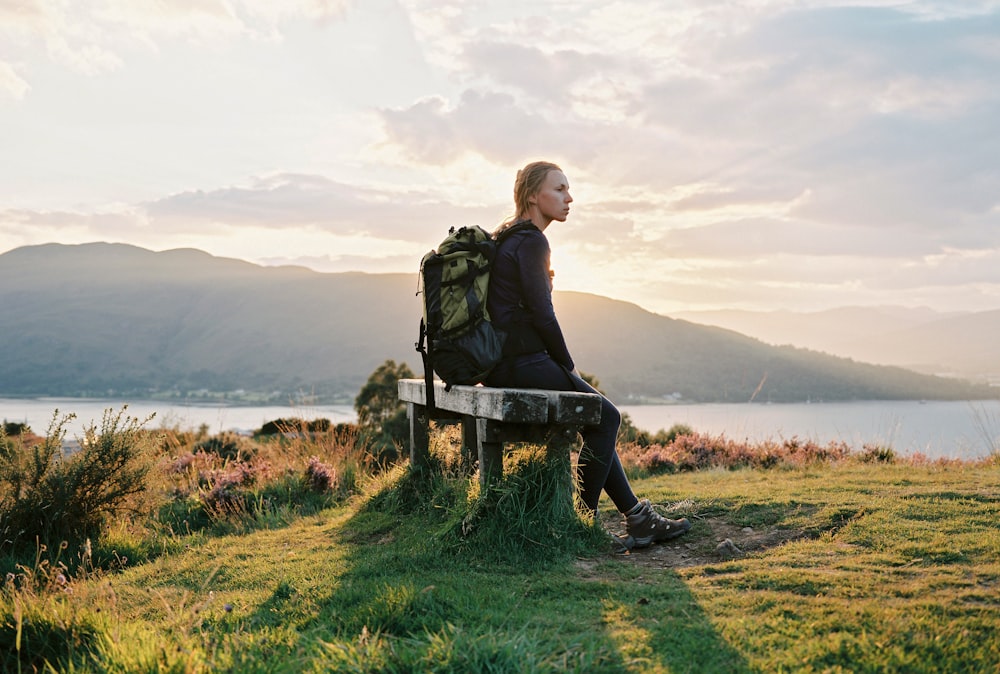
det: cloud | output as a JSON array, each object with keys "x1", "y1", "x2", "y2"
[
  {"x1": 146, "y1": 173, "x2": 501, "y2": 243},
  {"x1": 613, "y1": 6, "x2": 1000, "y2": 261},
  {"x1": 464, "y1": 42, "x2": 626, "y2": 101},
  {"x1": 0, "y1": 0, "x2": 352, "y2": 85},
  {"x1": 5, "y1": 1, "x2": 1000, "y2": 315},
  {"x1": 379, "y1": 89, "x2": 599, "y2": 166},
  {"x1": 560, "y1": 241, "x2": 1000, "y2": 314},
  {"x1": 0, "y1": 208, "x2": 146, "y2": 251},
  {"x1": 0, "y1": 0, "x2": 50, "y2": 29},
  {"x1": 0, "y1": 61, "x2": 29, "y2": 99}
]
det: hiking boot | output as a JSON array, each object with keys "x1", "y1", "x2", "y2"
[{"x1": 625, "y1": 499, "x2": 691, "y2": 548}]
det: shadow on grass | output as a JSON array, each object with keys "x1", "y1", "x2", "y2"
[
  {"x1": 302, "y1": 460, "x2": 754, "y2": 673},
  {"x1": 598, "y1": 572, "x2": 751, "y2": 673}
]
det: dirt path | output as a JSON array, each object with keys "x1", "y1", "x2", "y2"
[{"x1": 581, "y1": 512, "x2": 810, "y2": 572}]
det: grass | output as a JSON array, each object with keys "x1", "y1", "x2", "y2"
[
  {"x1": 671, "y1": 465, "x2": 1000, "y2": 672},
  {"x1": 2, "y1": 420, "x2": 999, "y2": 672}
]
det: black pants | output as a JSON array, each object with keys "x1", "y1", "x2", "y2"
[{"x1": 485, "y1": 353, "x2": 639, "y2": 515}]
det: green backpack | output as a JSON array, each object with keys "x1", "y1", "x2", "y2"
[{"x1": 416, "y1": 223, "x2": 530, "y2": 408}]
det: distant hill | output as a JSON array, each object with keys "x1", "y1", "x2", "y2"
[
  {"x1": 673, "y1": 306, "x2": 1000, "y2": 383},
  {"x1": 1, "y1": 243, "x2": 996, "y2": 403}
]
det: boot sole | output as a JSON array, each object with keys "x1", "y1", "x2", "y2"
[{"x1": 630, "y1": 525, "x2": 691, "y2": 549}]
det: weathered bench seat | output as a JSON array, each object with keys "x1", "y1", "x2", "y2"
[{"x1": 397, "y1": 378, "x2": 602, "y2": 488}]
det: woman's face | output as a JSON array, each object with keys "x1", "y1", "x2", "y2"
[{"x1": 530, "y1": 170, "x2": 573, "y2": 224}]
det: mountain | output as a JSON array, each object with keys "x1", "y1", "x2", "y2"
[
  {"x1": 1, "y1": 243, "x2": 996, "y2": 403},
  {"x1": 672, "y1": 307, "x2": 1000, "y2": 383},
  {"x1": 1, "y1": 243, "x2": 420, "y2": 400}
]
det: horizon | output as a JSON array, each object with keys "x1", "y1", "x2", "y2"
[
  {"x1": 1, "y1": 239, "x2": 990, "y2": 319},
  {"x1": 2, "y1": 2, "x2": 999, "y2": 316}
]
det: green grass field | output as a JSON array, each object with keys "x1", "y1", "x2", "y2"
[{"x1": 4, "y1": 450, "x2": 998, "y2": 673}]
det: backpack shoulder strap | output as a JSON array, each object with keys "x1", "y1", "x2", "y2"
[{"x1": 495, "y1": 219, "x2": 538, "y2": 244}]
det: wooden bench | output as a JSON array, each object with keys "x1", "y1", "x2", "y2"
[{"x1": 397, "y1": 379, "x2": 602, "y2": 489}]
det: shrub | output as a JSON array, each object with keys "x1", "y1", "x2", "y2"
[
  {"x1": 0, "y1": 407, "x2": 155, "y2": 553},
  {"x1": 195, "y1": 457, "x2": 277, "y2": 524},
  {"x1": 200, "y1": 482, "x2": 248, "y2": 521},
  {"x1": 257, "y1": 417, "x2": 332, "y2": 436},
  {"x1": 617, "y1": 431, "x2": 852, "y2": 476},
  {"x1": 155, "y1": 423, "x2": 366, "y2": 532},
  {"x1": 355, "y1": 360, "x2": 414, "y2": 462},
  {"x1": 195, "y1": 432, "x2": 253, "y2": 461},
  {"x1": 305, "y1": 456, "x2": 339, "y2": 493},
  {"x1": 2, "y1": 421, "x2": 31, "y2": 436},
  {"x1": 858, "y1": 443, "x2": 897, "y2": 464},
  {"x1": 165, "y1": 450, "x2": 216, "y2": 479},
  {"x1": 653, "y1": 423, "x2": 695, "y2": 444},
  {"x1": 618, "y1": 417, "x2": 694, "y2": 448}
]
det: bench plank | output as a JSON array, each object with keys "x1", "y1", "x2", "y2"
[
  {"x1": 548, "y1": 391, "x2": 602, "y2": 425},
  {"x1": 399, "y1": 379, "x2": 549, "y2": 422},
  {"x1": 398, "y1": 379, "x2": 600, "y2": 424}
]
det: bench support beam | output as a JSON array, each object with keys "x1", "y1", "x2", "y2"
[
  {"x1": 407, "y1": 402, "x2": 431, "y2": 471},
  {"x1": 476, "y1": 418, "x2": 503, "y2": 486}
]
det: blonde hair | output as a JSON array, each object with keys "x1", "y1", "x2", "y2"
[{"x1": 493, "y1": 161, "x2": 562, "y2": 237}]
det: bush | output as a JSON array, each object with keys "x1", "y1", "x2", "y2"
[
  {"x1": 618, "y1": 416, "x2": 694, "y2": 448},
  {"x1": 355, "y1": 360, "x2": 415, "y2": 462},
  {"x1": 257, "y1": 417, "x2": 332, "y2": 436},
  {"x1": 2, "y1": 421, "x2": 31, "y2": 436},
  {"x1": 155, "y1": 422, "x2": 368, "y2": 534},
  {"x1": 0, "y1": 407, "x2": 155, "y2": 553},
  {"x1": 653, "y1": 423, "x2": 695, "y2": 444},
  {"x1": 195, "y1": 431, "x2": 254, "y2": 461},
  {"x1": 858, "y1": 443, "x2": 896, "y2": 464},
  {"x1": 305, "y1": 456, "x2": 339, "y2": 493},
  {"x1": 617, "y1": 431, "x2": 853, "y2": 476}
]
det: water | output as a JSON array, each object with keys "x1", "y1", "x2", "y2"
[
  {"x1": 619, "y1": 400, "x2": 1000, "y2": 461},
  {"x1": 2, "y1": 397, "x2": 998, "y2": 461},
  {"x1": 0, "y1": 398, "x2": 356, "y2": 438}
]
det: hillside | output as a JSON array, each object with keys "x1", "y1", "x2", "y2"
[{"x1": 1, "y1": 243, "x2": 996, "y2": 403}]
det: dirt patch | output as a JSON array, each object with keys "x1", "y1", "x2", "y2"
[{"x1": 579, "y1": 512, "x2": 811, "y2": 573}]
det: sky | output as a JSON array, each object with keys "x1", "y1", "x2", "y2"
[{"x1": 2, "y1": 0, "x2": 1000, "y2": 316}]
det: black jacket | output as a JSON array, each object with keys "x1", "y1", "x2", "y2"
[{"x1": 487, "y1": 221, "x2": 575, "y2": 370}]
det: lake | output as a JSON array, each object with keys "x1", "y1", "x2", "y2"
[
  {"x1": 619, "y1": 399, "x2": 1000, "y2": 461},
  {"x1": 0, "y1": 398, "x2": 356, "y2": 439},
  {"x1": 2, "y1": 397, "x2": 998, "y2": 461}
]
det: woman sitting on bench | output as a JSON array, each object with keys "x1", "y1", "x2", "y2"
[{"x1": 486, "y1": 160, "x2": 690, "y2": 550}]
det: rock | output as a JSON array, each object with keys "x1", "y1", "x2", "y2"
[{"x1": 716, "y1": 538, "x2": 743, "y2": 559}]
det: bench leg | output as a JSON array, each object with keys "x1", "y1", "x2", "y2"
[
  {"x1": 546, "y1": 425, "x2": 580, "y2": 511},
  {"x1": 408, "y1": 402, "x2": 431, "y2": 471},
  {"x1": 461, "y1": 415, "x2": 478, "y2": 470},
  {"x1": 476, "y1": 418, "x2": 504, "y2": 488}
]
